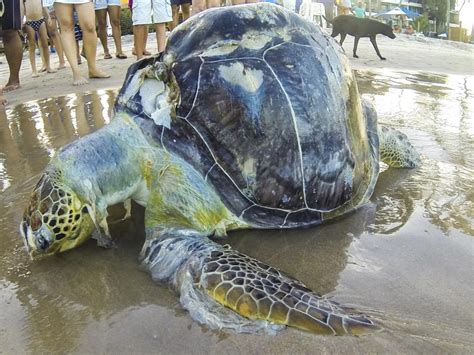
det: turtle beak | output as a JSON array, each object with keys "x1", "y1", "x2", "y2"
[{"x1": 21, "y1": 222, "x2": 57, "y2": 258}]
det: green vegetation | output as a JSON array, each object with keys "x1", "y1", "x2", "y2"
[{"x1": 120, "y1": 8, "x2": 134, "y2": 36}]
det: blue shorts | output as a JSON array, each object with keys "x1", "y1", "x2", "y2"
[{"x1": 95, "y1": 0, "x2": 121, "y2": 10}]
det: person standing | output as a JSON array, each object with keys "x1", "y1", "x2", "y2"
[
  {"x1": 353, "y1": 1, "x2": 365, "y2": 18},
  {"x1": 23, "y1": 0, "x2": 57, "y2": 77},
  {"x1": 0, "y1": 0, "x2": 23, "y2": 96},
  {"x1": 54, "y1": 0, "x2": 110, "y2": 85},
  {"x1": 132, "y1": 0, "x2": 172, "y2": 60},
  {"x1": 43, "y1": 0, "x2": 67, "y2": 70},
  {"x1": 129, "y1": 0, "x2": 151, "y2": 56},
  {"x1": 336, "y1": 0, "x2": 351, "y2": 15},
  {"x1": 169, "y1": 0, "x2": 190, "y2": 31},
  {"x1": 95, "y1": 0, "x2": 127, "y2": 59}
]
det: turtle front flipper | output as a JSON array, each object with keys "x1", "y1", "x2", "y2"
[
  {"x1": 378, "y1": 126, "x2": 421, "y2": 168},
  {"x1": 141, "y1": 233, "x2": 376, "y2": 335}
]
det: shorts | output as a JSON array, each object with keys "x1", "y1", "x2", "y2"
[
  {"x1": 42, "y1": 0, "x2": 55, "y2": 7},
  {"x1": 0, "y1": 0, "x2": 22, "y2": 31},
  {"x1": 95, "y1": 0, "x2": 121, "y2": 10},
  {"x1": 170, "y1": 0, "x2": 191, "y2": 5},
  {"x1": 132, "y1": 0, "x2": 172, "y2": 24}
]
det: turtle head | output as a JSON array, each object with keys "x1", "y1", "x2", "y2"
[{"x1": 20, "y1": 170, "x2": 96, "y2": 258}]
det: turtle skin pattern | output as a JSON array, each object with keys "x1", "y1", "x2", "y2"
[{"x1": 201, "y1": 248, "x2": 374, "y2": 335}]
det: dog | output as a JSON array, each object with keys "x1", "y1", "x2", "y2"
[{"x1": 323, "y1": 15, "x2": 396, "y2": 60}]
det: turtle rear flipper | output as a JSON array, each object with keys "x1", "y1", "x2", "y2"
[{"x1": 141, "y1": 233, "x2": 376, "y2": 335}]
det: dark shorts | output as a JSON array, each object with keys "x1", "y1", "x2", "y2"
[
  {"x1": 0, "y1": 0, "x2": 22, "y2": 31},
  {"x1": 171, "y1": 0, "x2": 191, "y2": 6}
]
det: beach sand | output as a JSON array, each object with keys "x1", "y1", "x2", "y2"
[
  {"x1": 1, "y1": 27, "x2": 473, "y2": 355},
  {"x1": 1, "y1": 32, "x2": 473, "y2": 106}
]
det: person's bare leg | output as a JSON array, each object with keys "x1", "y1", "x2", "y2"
[
  {"x1": 133, "y1": 25, "x2": 150, "y2": 55},
  {"x1": 3, "y1": 30, "x2": 22, "y2": 91},
  {"x1": 76, "y1": 41, "x2": 82, "y2": 63},
  {"x1": 38, "y1": 22, "x2": 56, "y2": 73},
  {"x1": 55, "y1": 3, "x2": 88, "y2": 85},
  {"x1": 25, "y1": 25, "x2": 39, "y2": 77},
  {"x1": 192, "y1": 0, "x2": 206, "y2": 15},
  {"x1": 182, "y1": 3, "x2": 190, "y2": 21},
  {"x1": 3, "y1": 30, "x2": 23, "y2": 92},
  {"x1": 143, "y1": 25, "x2": 150, "y2": 55},
  {"x1": 96, "y1": 8, "x2": 111, "y2": 58},
  {"x1": 108, "y1": 6, "x2": 125, "y2": 57},
  {"x1": 170, "y1": 5, "x2": 179, "y2": 30},
  {"x1": 207, "y1": 0, "x2": 220, "y2": 8},
  {"x1": 134, "y1": 24, "x2": 146, "y2": 59},
  {"x1": 47, "y1": 18, "x2": 66, "y2": 69},
  {"x1": 231, "y1": 0, "x2": 245, "y2": 4},
  {"x1": 75, "y1": 2, "x2": 110, "y2": 78},
  {"x1": 39, "y1": 41, "x2": 48, "y2": 72},
  {"x1": 155, "y1": 23, "x2": 166, "y2": 53}
]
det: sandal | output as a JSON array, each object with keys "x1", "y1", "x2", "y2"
[
  {"x1": 116, "y1": 53, "x2": 127, "y2": 59},
  {"x1": 104, "y1": 53, "x2": 112, "y2": 59}
]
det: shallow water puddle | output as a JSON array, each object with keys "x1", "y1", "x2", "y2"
[{"x1": 0, "y1": 72, "x2": 473, "y2": 353}]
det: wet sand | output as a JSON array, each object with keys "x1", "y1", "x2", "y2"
[
  {"x1": 1, "y1": 33, "x2": 474, "y2": 354},
  {"x1": 1, "y1": 32, "x2": 473, "y2": 106}
]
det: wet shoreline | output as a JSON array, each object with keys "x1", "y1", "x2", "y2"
[{"x1": 1, "y1": 69, "x2": 473, "y2": 353}]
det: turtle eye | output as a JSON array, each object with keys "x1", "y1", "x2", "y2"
[{"x1": 30, "y1": 213, "x2": 42, "y2": 231}]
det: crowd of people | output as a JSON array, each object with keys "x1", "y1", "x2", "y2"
[
  {"x1": 0, "y1": 0, "x2": 409, "y2": 107},
  {"x1": 0, "y1": 0, "x2": 261, "y2": 106}
]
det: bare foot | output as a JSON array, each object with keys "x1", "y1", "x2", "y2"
[
  {"x1": 39, "y1": 66, "x2": 47, "y2": 73},
  {"x1": 0, "y1": 94, "x2": 6, "y2": 107},
  {"x1": 132, "y1": 49, "x2": 151, "y2": 56},
  {"x1": 57, "y1": 63, "x2": 67, "y2": 70},
  {"x1": 3, "y1": 82, "x2": 20, "y2": 92},
  {"x1": 32, "y1": 72, "x2": 39, "y2": 78},
  {"x1": 46, "y1": 67, "x2": 57, "y2": 73},
  {"x1": 73, "y1": 75, "x2": 89, "y2": 86},
  {"x1": 89, "y1": 69, "x2": 111, "y2": 79}
]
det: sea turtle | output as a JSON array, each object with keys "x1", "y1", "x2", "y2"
[{"x1": 20, "y1": 3, "x2": 420, "y2": 335}]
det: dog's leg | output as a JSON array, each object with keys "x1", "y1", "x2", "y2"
[
  {"x1": 353, "y1": 37, "x2": 360, "y2": 58},
  {"x1": 339, "y1": 33, "x2": 347, "y2": 46},
  {"x1": 369, "y1": 36, "x2": 386, "y2": 60}
]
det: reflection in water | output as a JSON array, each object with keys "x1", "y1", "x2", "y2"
[
  {"x1": 0, "y1": 72, "x2": 473, "y2": 353},
  {"x1": 357, "y1": 71, "x2": 474, "y2": 237},
  {"x1": 0, "y1": 90, "x2": 119, "y2": 353}
]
